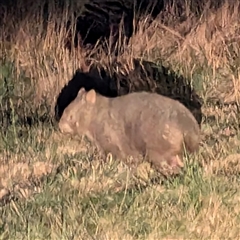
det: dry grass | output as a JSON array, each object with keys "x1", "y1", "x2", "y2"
[{"x1": 1, "y1": 0, "x2": 240, "y2": 239}]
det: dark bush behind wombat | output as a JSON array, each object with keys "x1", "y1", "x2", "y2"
[{"x1": 59, "y1": 88, "x2": 201, "y2": 176}]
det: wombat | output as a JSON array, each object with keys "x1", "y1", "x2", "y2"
[{"x1": 58, "y1": 87, "x2": 201, "y2": 176}]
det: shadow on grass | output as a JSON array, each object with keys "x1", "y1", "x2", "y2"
[{"x1": 55, "y1": 58, "x2": 203, "y2": 125}]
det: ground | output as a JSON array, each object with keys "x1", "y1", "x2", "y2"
[{"x1": 0, "y1": 0, "x2": 240, "y2": 239}]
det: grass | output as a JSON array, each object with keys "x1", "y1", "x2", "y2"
[{"x1": 1, "y1": 0, "x2": 240, "y2": 239}]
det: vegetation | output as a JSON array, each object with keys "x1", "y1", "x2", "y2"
[{"x1": 0, "y1": 0, "x2": 240, "y2": 239}]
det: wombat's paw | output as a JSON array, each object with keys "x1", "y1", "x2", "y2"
[
  {"x1": 169, "y1": 155, "x2": 184, "y2": 168},
  {"x1": 154, "y1": 155, "x2": 184, "y2": 176}
]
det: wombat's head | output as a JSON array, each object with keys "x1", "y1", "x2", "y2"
[{"x1": 58, "y1": 87, "x2": 97, "y2": 135}]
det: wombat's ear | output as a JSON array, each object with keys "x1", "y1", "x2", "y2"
[
  {"x1": 85, "y1": 89, "x2": 96, "y2": 104},
  {"x1": 77, "y1": 88, "x2": 86, "y2": 98}
]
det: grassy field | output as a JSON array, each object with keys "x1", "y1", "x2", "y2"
[{"x1": 1, "y1": 0, "x2": 240, "y2": 239}]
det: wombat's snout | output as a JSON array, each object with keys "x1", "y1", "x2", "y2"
[{"x1": 58, "y1": 120, "x2": 73, "y2": 135}]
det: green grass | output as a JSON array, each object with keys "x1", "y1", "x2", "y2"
[{"x1": 1, "y1": 104, "x2": 240, "y2": 239}]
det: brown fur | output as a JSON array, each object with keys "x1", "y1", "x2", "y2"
[{"x1": 59, "y1": 88, "x2": 201, "y2": 176}]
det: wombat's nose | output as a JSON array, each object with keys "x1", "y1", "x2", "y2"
[
  {"x1": 58, "y1": 121, "x2": 72, "y2": 135},
  {"x1": 58, "y1": 122, "x2": 64, "y2": 133}
]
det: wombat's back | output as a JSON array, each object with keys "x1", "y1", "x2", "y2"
[
  {"x1": 108, "y1": 91, "x2": 200, "y2": 153},
  {"x1": 109, "y1": 91, "x2": 198, "y2": 124}
]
